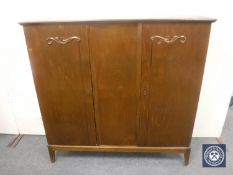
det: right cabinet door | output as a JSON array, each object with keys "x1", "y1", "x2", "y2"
[{"x1": 139, "y1": 23, "x2": 211, "y2": 147}]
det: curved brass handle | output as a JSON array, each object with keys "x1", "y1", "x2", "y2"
[
  {"x1": 47, "y1": 36, "x2": 81, "y2": 45},
  {"x1": 150, "y1": 35, "x2": 186, "y2": 44},
  {"x1": 149, "y1": 35, "x2": 186, "y2": 66}
]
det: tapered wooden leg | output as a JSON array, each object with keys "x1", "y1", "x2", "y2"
[
  {"x1": 48, "y1": 146, "x2": 56, "y2": 163},
  {"x1": 184, "y1": 148, "x2": 191, "y2": 166}
]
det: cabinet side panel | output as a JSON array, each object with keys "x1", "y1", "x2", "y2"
[
  {"x1": 23, "y1": 24, "x2": 96, "y2": 145},
  {"x1": 140, "y1": 23, "x2": 211, "y2": 146},
  {"x1": 89, "y1": 24, "x2": 140, "y2": 145}
]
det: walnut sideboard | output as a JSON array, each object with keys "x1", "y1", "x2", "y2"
[{"x1": 20, "y1": 18, "x2": 216, "y2": 165}]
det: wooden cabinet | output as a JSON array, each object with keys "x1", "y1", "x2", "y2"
[{"x1": 21, "y1": 18, "x2": 215, "y2": 165}]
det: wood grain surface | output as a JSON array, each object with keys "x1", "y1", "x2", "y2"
[
  {"x1": 24, "y1": 24, "x2": 96, "y2": 145},
  {"x1": 22, "y1": 20, "x2": 214, "y2": 164}
]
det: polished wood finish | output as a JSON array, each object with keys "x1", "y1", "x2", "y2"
[
  {"x1": 49, "y1": 145, "x2": 189, "y2": 153},
  {"x1": 89, "y1": 24, "x2": 140, "y2": 145},
  {"x1": 139, "y1": 23, "x2": 211, "y2": 147},
  {"x1": 21, "y1": 19, "x2": 215, "y2": 165},
  {"x1": 48, "y1": 146, "x2": 55, "y2": 163},
  {"x1": 23, "y1": 24, "x2": 96, "y2": 146},
  {"x1": 48, "y1": 144, "x2": 190, "y2": 165},
  {"x1": 19, "y1": 17, "x2": 216, "y2": 25},
  {"x1": 184, "y1": 148, "x2": 191, "y2": 165}
]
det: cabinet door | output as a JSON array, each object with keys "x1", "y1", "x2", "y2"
[
  {"x1": 89, "y1": 24, "x2": 141, "y2": 145},
  {"x1": 23, "y1": 24, "x2": 96, "y2": 145},
  {"x1": 139, "y1": 23, "x2": 211, "y2": 146}
]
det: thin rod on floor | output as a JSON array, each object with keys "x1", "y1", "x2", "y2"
[
  {"x1": 8, "y1": 134, "x2": 24, "y2": 148},
  {"x1": 7, "y1": 134, "x2": 20, "y2": 147}
]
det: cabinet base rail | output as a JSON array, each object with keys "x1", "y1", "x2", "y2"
[{"x1": 48, "y1": 145, "x2": 191, "y2": 165}]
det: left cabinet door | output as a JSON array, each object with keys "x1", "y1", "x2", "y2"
[{"x1": 23, "y1": 24, "x2": 96, "y2": 146}]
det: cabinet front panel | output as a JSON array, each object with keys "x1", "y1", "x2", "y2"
[
  {"x1": 89, "y1": 24, "x2": 140, "y2": 145},
  {"x1": 24, "y1": 24, "x2": 96, "y2": 145},
  {"x1": 140, "y1": 23, "x2": 211, "y2": 146}
]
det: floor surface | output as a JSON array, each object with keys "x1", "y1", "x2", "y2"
[{"x1": 0, "y1": 107, "x2": 232, "y2": 175}]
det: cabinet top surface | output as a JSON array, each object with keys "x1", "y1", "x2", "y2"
[{"x1": 19, "y1": 17, "x2": 216, "y2": 25}]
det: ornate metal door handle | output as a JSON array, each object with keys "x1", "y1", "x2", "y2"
[
  {"x1": 47, "y1": 36, "x2": 81, "y2": 45},
  {"x1": 149, "y1": 35, "x2": 187, "y2": 66},
  {"x1": 150, "y1": 35, "x2": 187, "y2": 44}
]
